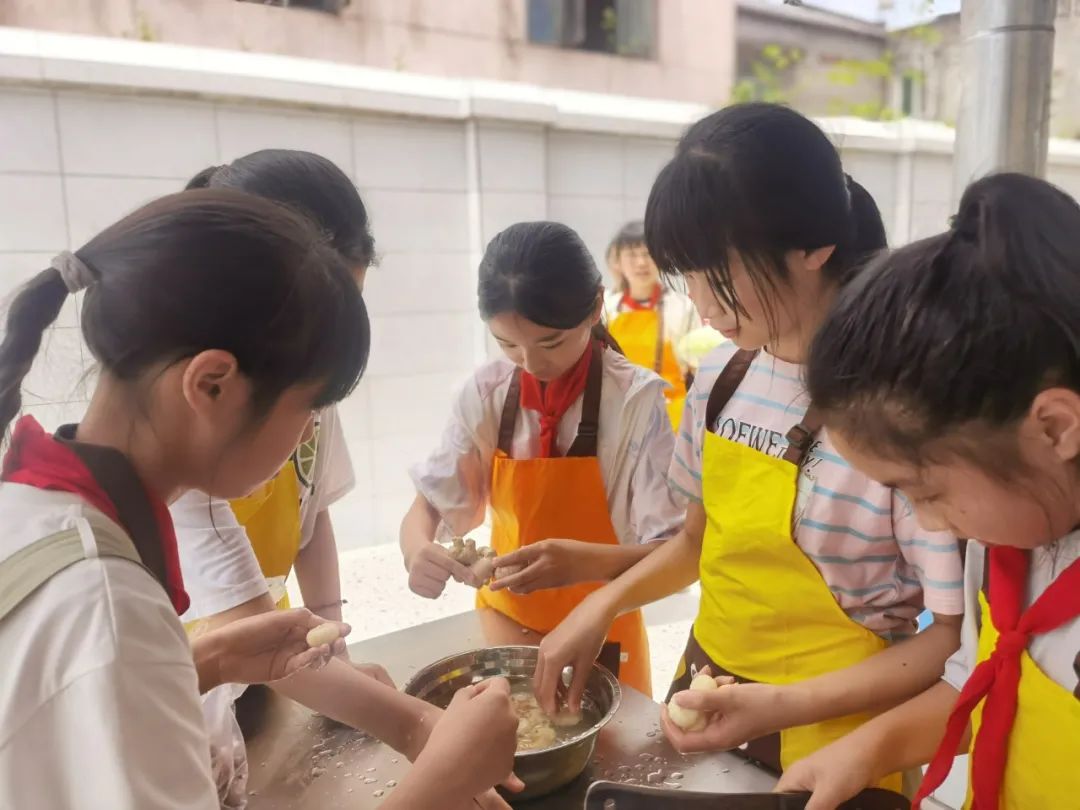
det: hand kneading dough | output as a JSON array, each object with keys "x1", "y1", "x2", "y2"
[
  {"x1": 306, "y1": 622, "x2": 340, "y2": 648},
  {"x1": 667, "y1": 672, "x2": 718, "y2": 732}
]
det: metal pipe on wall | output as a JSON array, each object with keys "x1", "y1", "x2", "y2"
[{"x1": 952, "y1": 0, "x2": 1057, "y2": 201}]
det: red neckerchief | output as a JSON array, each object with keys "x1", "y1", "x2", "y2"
[
  {"x1": 519, "y1": 342, "x2": 595, "y2": 458},
  {"x1": 1, "y1": 416, "x2": 189, "y2": 614},
  {"x1": 620, "y1": 285, "x2": 662, "y2": 312},
  {"x1": 914, "y1": 545, "x2": 1080, "y2": 809}
]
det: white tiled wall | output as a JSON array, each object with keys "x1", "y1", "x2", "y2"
[{"x1": 4, "y1": 81, "x2": 1079, "y2": 560}]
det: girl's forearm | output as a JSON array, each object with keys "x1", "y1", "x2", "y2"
[
  {"x1": 293, "y1": 510, "x2": 344, "y2": 622},
  {"x1": 271, "y1": 659, "x2": 436, "y2": 758},
  {"x1": 592, "y1": 503, "x2": 705, "y2": 619},
  {"x1": 858, "y1": 680, "x2": 966, "y2": 782},
  {"x1": 400, "y1": 493, "x2": 441, "y2": 563},
  {"x1": 584, "y1": 540, "x2": 663, "y2": 582},
  {"x1": 779, "y1": 614, "x2": 963, "y2": 727}
]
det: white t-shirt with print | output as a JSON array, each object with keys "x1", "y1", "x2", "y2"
[
  {"x1": 669, "y1": 343, "x2": 965, "y2": 638},
  {"x1": 944, "y1": 534, "x2": 1080, "y2": 696},
  {"x1": 411, "y1": 349, "x2": 686, "y2": 546},
  {"x1": 172, "y1": 404, "x2": 355, "y2": 622},
  {"x1": 0, "y1": 485, "x2": 217, "y2": 810}
]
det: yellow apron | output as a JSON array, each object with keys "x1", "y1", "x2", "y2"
[
  {"x1": 671, "y1": 349, "x2": 901, "y2": 790},
  {"x1": 963, "y1": 591, "x2": 1080, "y2": 809},
  {"x1": 228, "y1": 461, "x2": 302, "y2": 610},
  {"x1": 477, "y1": 343, "x2": 652, "y2": 695},
  {"x1": 608, "y1": 292, "x2": 687, "y2": 431}
]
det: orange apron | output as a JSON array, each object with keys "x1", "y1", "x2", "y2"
[
  {"x1": 609, "y1": 291, "x2": 687, "y2": 431},
  {"x1": 477, "y1": 343, "x2": 652, "y2": 694}
]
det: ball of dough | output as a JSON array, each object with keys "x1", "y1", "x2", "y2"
[
  {"x1": 305, "y1": 622, "x2": 340, "y2": 648},
  {"x1": 667, "y1": 672, "x2": 718, "y2": 731}
]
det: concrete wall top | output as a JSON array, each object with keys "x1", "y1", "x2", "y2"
[{"x1": 0, "y1": 26, "x2": 711, "y2": 139}]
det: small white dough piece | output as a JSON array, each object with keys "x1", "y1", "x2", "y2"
[
  {"x1": 667, "y1": 673, "x2": 718, "y2": 731},
  {"x1": 306, "y1": 622, "x2": 340, "y2": 648}
]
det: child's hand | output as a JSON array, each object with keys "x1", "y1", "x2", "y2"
[
  {"x1": 203, "y1": 609, "x2": 349, "y2": 689},
  {"x1": 775, "y1": 736, "x2": 877, "y2": 810},
  {"x1": 415, "y1": 678, "x2": 523, "y2": 801},
  {"x1": 489, "y1": 539, "x2": 594, "y2": 594},
  {"x1": 405, "y1": 540, "x2": 480, "y2": 598},
  {"x1": 661, "y1": 680, "x2": 784, "y2": 754},
  {"x1": 533, "y1": 595, "x2": 614, "y2": 716}
]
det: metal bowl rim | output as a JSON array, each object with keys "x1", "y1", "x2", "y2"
[{"x1": 403, "y1": 644, "x2": 622, "y2": 756}]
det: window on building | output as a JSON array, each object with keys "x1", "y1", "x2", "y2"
[
  {"x1": 527, "y1": 0, "x2": 656, "y2": 59},
  {"x1": 901, "y1": 74, "x2": 915, "y2": 116},
  {"x1": 235, "y1": 0, "x2": 349, "y2": 12}
]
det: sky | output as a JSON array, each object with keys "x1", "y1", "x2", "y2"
[{"x1": 801, "y1": 0, "x2": 962, "y2": 28}]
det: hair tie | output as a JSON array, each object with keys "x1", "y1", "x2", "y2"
[{"x1": 51, "y1": 251, "x2": 96, "y2": 294}]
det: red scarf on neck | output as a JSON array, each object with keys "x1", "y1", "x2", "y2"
[
  {"x1": 2, "y1": 416, "x2": 189, "y2": 614},
  {"x1": 519, "y1": 343, "x2": 595, "y2": 458},
  {"x1": 620, "y1": 285, "x2": 662, "y2": 312},
  {"x1": 914, "y1": 545, "x2": 1080, "y2": 809}
]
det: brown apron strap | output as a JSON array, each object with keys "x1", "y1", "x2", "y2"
[
  {"x1": 781, "y1": 404, "x2": 824, "y2": 466},
  {"x1": 496, "y1": 342, "x2": 603, "y2": 459},
  {"x1": 704, "y1": 348, "x2": 758, "y2": 430},
  {"x1": 652, "y1": 290, "x2": 665, "y2": 374},
  {"x1": 566, "y1": 341, "x2": 604, "y2": 458},
  {"x1": 497, "y1": 368, "x2": 522, "y2": 456},
  {"x1": 55, "y1": 425, "x2": 169, "y2": 594},
  {"x1": 706, "y1": 351, "x2": 823, "y2": 470}
]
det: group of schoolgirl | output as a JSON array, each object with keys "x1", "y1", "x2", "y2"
[{"x1": 2, "y1": 102, "x2": 1075, "y2": 810}]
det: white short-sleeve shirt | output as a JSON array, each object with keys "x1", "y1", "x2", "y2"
[
  {"x1": 410, "y1": 349, "x2": 687, "y2": 546},
  {"x1": 0, "y1": 484, "x2": 218, "y2": 810},
  {"x1": 172, "y1": 404, "x2": 355, "y2": 622}
]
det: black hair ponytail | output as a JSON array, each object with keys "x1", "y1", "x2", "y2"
[
  {"x1": 0, "y1": 269, "x2": 70, "y2": 434},
  {"x1": 186, "y1": 150, "x2": 375, "y2": 269},
  {"x1": 808, "y1": 172, "x2": 1080, "y2": 461},
  {"x1": 645, "y1": 103, "x2": 887, "y2": 325},
  {"x1": 1, "y1": 190, "x2": 369, "y2": 438}
]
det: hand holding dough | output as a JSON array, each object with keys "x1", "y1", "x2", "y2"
[
  {"x1": 667, "y1": 672, "x2": 718, "y2": 732},
  {"x1": 305, "y1": 622, "x2": 341, "y2": 648}
]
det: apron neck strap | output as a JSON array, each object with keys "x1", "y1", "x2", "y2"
[
  {"x1": 705, "y1": 349, "x2": 823, "y2": 469},
  {"x1": 54, "y1": 426, "x2": 170, "y2": 593},
  {"x1": 705, "y1": 348, "x2": 757, "y2": 428},
  {"x1": 652, "y1": 290, "x2": 666, "y2": 374},
  {"x1": 497, "y1": 342, "x2": 604, "y2": 459}
]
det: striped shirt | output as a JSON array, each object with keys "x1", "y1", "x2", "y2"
[{"x1": 670, "y1": 343, "x2": 965, "y2": 638}]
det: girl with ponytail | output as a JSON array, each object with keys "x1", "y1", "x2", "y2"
[
  {"x1": 401, "y1": 221, "x2": 686, "y2": 698},
  {"x1": 532, "y1": 104, "x2": 964, "y2": 794}
]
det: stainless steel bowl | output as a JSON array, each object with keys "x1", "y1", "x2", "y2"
[{"x1": 403, "y1": 645, "x2": 621, "y2": 801}]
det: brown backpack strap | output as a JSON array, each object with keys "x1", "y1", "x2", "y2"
[
  {"x1": 497, "y1": 368, "x2": 523, "y2": 456},
  {"x1": 653, "y1": 290, "x2": 666, "y2": 374},
  {"x1": 704, "y1": 349, "x2": 758, "y2": 431},
  {"x1": 781, "y1": 405, "x2": 824, "y2": 467},
  {"x1": 566, "y1": 341, "x2": 604, "y2": 458}
]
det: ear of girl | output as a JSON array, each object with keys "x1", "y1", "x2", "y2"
[
  {"x1": 533, "y1": 103, "x2": 964, "y2": 790},
  {"x1": 797, "y1": 172, "x2": 1080, "y2": 810},
  {"x1": 403, "y1": 220, "x2": 687, "y2": 702},
  {"x1": 0, "y1": 189, "x2": 369, "y2": 809}
]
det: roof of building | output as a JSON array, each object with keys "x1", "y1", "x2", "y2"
[{"x1": 737, "y1": 0, "x2": 888, "y2": 41}]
